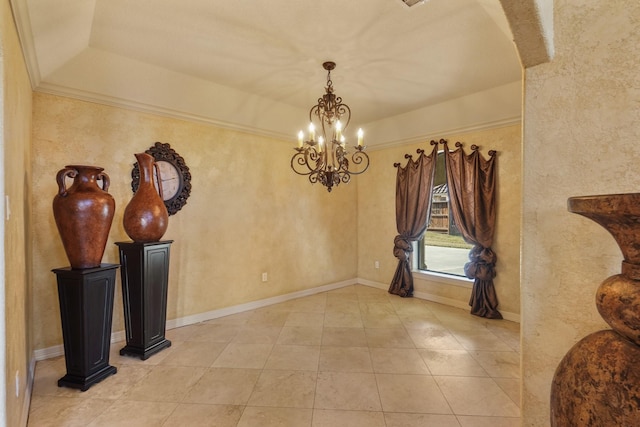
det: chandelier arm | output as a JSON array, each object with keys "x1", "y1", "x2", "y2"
[
  {"x1": 291, "y1": 147, "x2": 323, "y2": 176},
  {"x1": 290, "y1": 152, "x2": 313, "y2": 176},
  {"x1": 343, "y1": 150, "x2": 370, "y2": 175},
  {"x1": 335, "y1": 101, "x2": 351, "y2": 130},
  {"x1": 309, "y1": 105, "x2": 322, "y2": 129},
  {"x1": 309, "y1": 171, "x2": 321, "y2": 184}
]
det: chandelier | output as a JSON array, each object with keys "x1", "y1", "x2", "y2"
[{"x1": 291, "y1": 61, "x2": 370, "y2": 192}]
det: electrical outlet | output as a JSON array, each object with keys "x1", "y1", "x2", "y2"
[
  {"x1": 374, "y1": 261, "x2": 380, "y2": 269},
  {"x1": 262, "y1": 272, "x2": 268, "y2": 282}
]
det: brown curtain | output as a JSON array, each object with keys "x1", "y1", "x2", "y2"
[
  {"x1": 442, "y1": 140, "x2": 502, "y2": 319},
  {"x1": 389, "y1": 142, "x2": 438, "y2": 297}
]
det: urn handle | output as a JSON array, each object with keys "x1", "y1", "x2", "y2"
[
  {"x1": 55, "y1": 167, "x2": 78, "y2": 197},
  {"x1": 97, "y1": 172, "x2": 111, "y2": 192}
]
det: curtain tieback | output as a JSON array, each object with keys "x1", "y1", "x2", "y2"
[
  {"x1": 464, "y1": 246, "x2": 497, "y2": 280},
  {"x1": 393, "y1": 235, "x2": 413, "y2": 261}
]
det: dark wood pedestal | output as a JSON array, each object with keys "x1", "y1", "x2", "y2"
[
  {"x1": 52, "y1": 264, "x2": 119, "y2": 391},
  {"x1": 116, "y1": 240, "x2": 173, "y2": 360}
]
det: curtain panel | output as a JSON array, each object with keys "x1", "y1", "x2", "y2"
[
  {"x1": 389, "y1": 142, "x2": 438, "y2": 297},
  {"x1": 442, "y1": 140, "x2": 502, "y2": 319}
]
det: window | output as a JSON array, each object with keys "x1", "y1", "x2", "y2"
[{"x1": 417, "y1": 151, "x2": 472, "y2": 277}]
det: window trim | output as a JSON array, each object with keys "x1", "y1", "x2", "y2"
[{"x1": 411, "y1": 241, "x2": 473, "y2": 288}]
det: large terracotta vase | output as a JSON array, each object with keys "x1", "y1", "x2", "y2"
[
  {"x1": 123, "y1": 153, "x2": 168, "y2": 243},
  {"x1": 551, "y1": 193, "x2": 640, "y2": 426},
  {"x1": 53, "y1": 165, "x2": 115, "y2": 269}
]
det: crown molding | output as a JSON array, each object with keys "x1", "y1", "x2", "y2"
[
  {"x1": 34, "y1": 83, "x2": 294, "y2": 143},
  {"x1": 9, "y1": 0, "x2": 41, "y2": 88},
  {"x1": 367, "y1": 116, "x2": 522, "y2": 151}
]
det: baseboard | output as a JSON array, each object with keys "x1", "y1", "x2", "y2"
[
  {"x1": 20, "y1": 356, "x2": 36, "y2": 427},
  {"x1": 34, "y1": 330, "x2": 126, "y2": 361},
  {"x1": 357, "y1": 277, "x2": 521, "y2": 323},
  {"x1": 356, "y1": 278, "x2": 389, "y2": 291},
  {"x1": 166, "y1": 278, "x2": 357, "y2": 329},
  {"x1": 34, "y1": 279, "x2": 357, "y2": 361},
  {"x1": 34, "y1": 276, "x2": 519, "y2": 361}
]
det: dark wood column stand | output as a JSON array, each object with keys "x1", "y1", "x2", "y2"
[
  {"x1": 52, "y1": 263, "x2": 119, "y2": 391},
  {"x1": 115, "y1": 240, "x2": 173, "y2": 360}
]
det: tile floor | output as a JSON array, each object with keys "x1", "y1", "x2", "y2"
[{"x1": 28, "y1": 285, "x2": 521, "y2": 426}]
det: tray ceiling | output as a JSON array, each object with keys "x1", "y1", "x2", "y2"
[{"x1": 11, "y1": 0, "x2": 522, "y2": 144}]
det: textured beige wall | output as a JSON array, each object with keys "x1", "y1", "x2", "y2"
[
  {"x1": 521, "y1": 1, "x2": 640, "y2": 424},
  {"x1": 31, "y1": 93, "x2": 358, "y2": 350},
  {"x1": 357, "y1": 124, "x2": 521, "y2": 317},
  {"x1": 2, "y1": 0, "x2": 33, "y2": 424}
]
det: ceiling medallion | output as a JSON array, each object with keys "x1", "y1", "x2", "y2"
[{"x1": 291, "y1": 61, "x2": 370, "y2": 192}]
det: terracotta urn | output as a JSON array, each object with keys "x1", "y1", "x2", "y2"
[
  {"x1": 123, "y1": 153, "x2": 169, "y2": 242},
  {"x1": 52, "y1": 165, "x2": 115, "y2": 269},
  {"x1": 551, "y1": 193, "x2": 640, "y2": 426}
]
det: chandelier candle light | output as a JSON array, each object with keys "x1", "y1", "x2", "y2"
[{"x1": 291, "y1": 61, "x2": 370, "y2": 192}]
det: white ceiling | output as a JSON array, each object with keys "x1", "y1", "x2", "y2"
[{"x1": 12, "y1": 0, "x2": 523, "y2": 145}]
